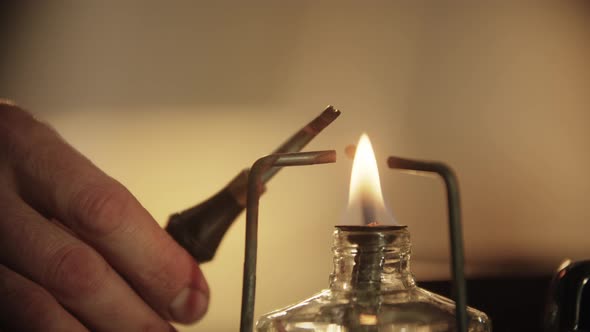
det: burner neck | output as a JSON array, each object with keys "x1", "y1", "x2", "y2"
[{"x1": 329, "y1": 225, "x2": 415, "y2": 292}]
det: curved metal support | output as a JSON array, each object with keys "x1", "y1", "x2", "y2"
[
  {"x1": 387, "y1": 156, "x2": 467, "y2": 332},
  {"x1": 240, "y1": 150, "x2": 337, "y2": 332}
]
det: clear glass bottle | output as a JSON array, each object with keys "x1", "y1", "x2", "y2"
[{"x1": 257, "y1": 225, "x2": 491, "y2": 332}]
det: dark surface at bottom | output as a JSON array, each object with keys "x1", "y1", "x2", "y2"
[{"x1": 420, "y1": 276, "x2": 552, "y2": 332}]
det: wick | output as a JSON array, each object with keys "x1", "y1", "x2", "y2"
[
  {"x1": 367, "y1": 221, "x2": 380, "y2": 227},
  {"x1": 361, "y1": 194, "x2": 377, "y2": 226}
]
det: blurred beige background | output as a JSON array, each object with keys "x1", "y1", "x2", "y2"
[{"x1": 1, "y1": 2, "x2": 589, "y2": 331}]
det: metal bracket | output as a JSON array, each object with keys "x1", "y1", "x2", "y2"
[
  {"x1": 240, "y1": 150, "x2": 337, "y2": 332},
  {"x1": 388, "y1": 156, "x2": 468, "y2": 332}
]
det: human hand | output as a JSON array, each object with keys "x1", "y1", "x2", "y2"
[{"x1": 0, "y1": 102, "x2": 209, "y2": 331}]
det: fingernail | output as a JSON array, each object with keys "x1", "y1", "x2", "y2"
[{"x1": 169, "y1": 287, "x2": 209, "y2": 323}]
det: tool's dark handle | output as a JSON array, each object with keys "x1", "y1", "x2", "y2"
[{"x1": 166, "y1": 189, "x2": 244, "y2": 263}]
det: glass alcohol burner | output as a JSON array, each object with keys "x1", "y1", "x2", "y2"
[{"x1": 257, "y1": 225, "x2": 491, "y2": 332}]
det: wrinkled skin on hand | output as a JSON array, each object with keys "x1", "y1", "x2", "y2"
[{"x1": 0, "y1": 102, "x2": 209, "y2": 332}]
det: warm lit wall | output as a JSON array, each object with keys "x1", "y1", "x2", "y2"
[{"x1": 1, "y1": 2, "x2": 589, "y2": 331}]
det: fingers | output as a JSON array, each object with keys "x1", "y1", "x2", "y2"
[
  {"x1": 0, "y1": 194, "x2": 174, "y2": 332},
  {"x1": 0, "y1": 104, "x2": 209, "y2": 323},
  {"x1": 0, "y1": 264, "x2": 88, "y2": 332},
  {"x1": 64, "y1": 180, "x2": 209, "y2": 322}
]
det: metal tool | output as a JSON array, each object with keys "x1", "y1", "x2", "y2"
[{"x1": 166, "y1": 106, "x2": 340, "y2": 262}]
